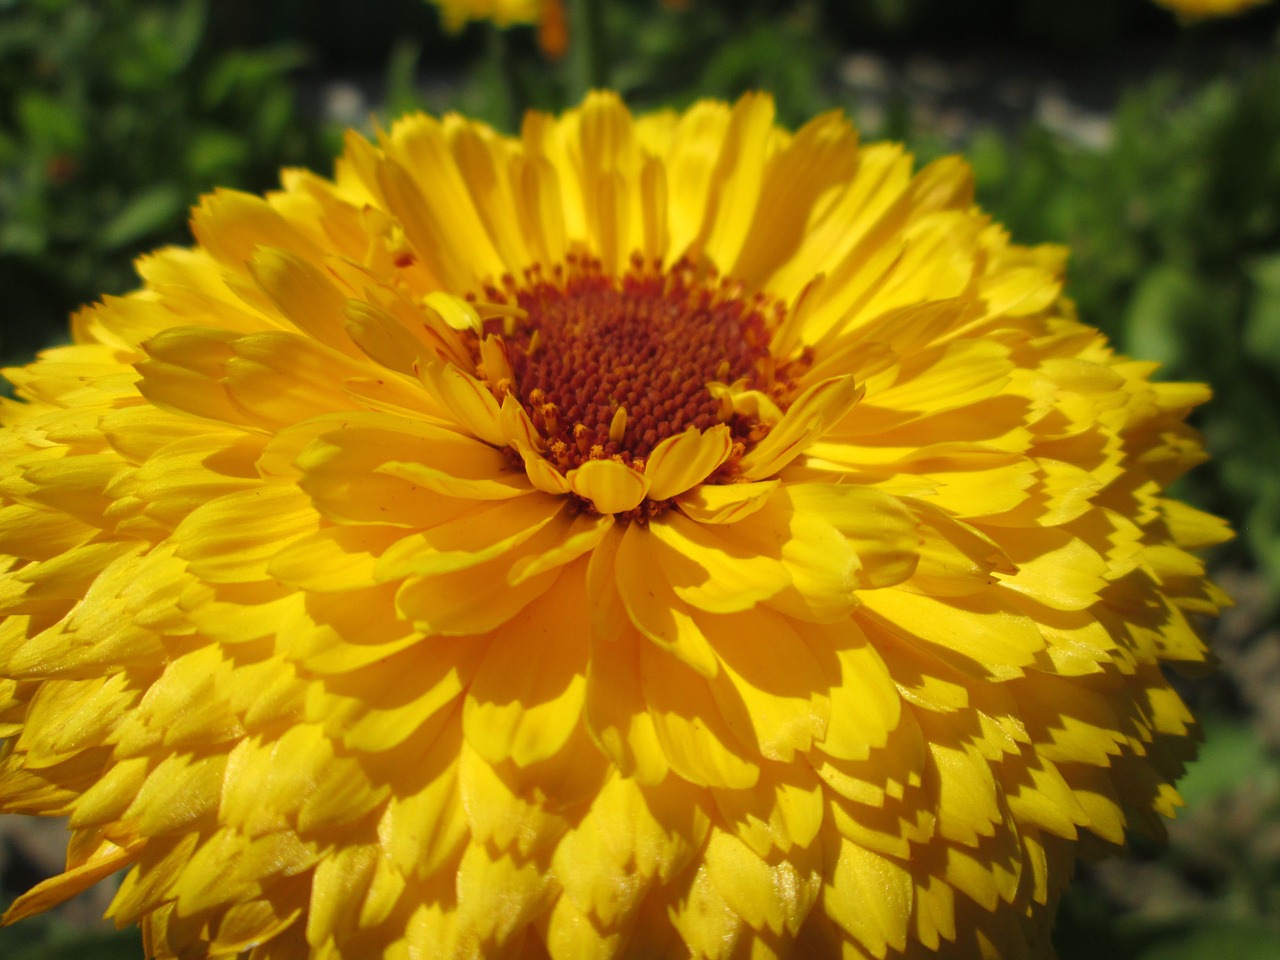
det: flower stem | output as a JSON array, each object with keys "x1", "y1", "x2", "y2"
[
  {"x1": 485, "y1": 24, "x2": 522, "y2": 132},
  {"x1": 567, "y1": 0, "x2": 608, "y2": 98}
]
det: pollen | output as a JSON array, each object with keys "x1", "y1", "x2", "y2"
[{"x1": 472, "y1": 255, "x2": 802, "y2": 470}]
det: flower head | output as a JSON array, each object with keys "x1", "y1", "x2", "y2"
[
  {"x1": 0, "y1": 92, "x2": 1229, "y2": 958},
  {"x1": 428, "y1": 0, "x2": 568, "y2": 58},
  {"x1": 1153, "y1": 0, "x2": 1271, "y2": 20}
]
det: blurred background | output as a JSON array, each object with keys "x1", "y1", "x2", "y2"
[{"x1": 1, "y1": 0, "x2": 1279, "y2": 956}]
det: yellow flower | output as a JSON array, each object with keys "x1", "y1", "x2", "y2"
[
  {"x1": 431, "y1": 0, "x2": 539, "y2": 30},
  {"x1": 0, "y1": 92, "x2": 1229, "y2": 959},
  {"x1": 1153, "y1": 0, "x2": 1271, "y2": 19},
  {"x1": 429, "y1": 0, "x2": 569, "y2": 58}
]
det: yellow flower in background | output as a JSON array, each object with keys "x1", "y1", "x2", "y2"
[
  {"x1": 430, "y1": 0, "x2": 569, "y2": 58},
  {"x1": 0, "y1": 92, "x2": 1229, "y2": 958},
  {"x1": 432, "y1": 0, "x2": 539, "y2": 30},
  {"x1": 1153, "y1": 0, "x2": 1271, "y2": 20}
]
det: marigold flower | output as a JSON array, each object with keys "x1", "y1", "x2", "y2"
[
  {"x1": 1153, "y1": 0, "x2": 1271, "y2": 19},
  {"x1": 0, "y1": 92, "x2": 1230, "y2": 959},
  {"x1": 429, "y1": 0, "x2": 569, "y2": 59}
]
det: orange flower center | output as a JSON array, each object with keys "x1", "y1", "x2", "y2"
[{"x1": 473, "y1": 255, "x2": 804, "y2": 473}]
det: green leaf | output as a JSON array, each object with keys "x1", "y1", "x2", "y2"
[
  {"x1": 253, "y1": 87, "x2": 295, "y2": 151},
  {"x1": 97, "y1": 185, "x2": 185, "y2": 251},
  {"x1": 165, "y1": 0, "x2": 207, "y2": 73},
  {"x1": 17, "y1": 93, "x2": 86, "y2": 154},
  {"x1": 1122, "y1": 264, "x2": 1202, "y2": 374},
  {"x1": 383, "y1": 39, "x2": 426, "y2": 120},
  {"x1": 0, "y1": 14, "x2": 41, "y2": 58},
  {"x1": 1137, "y1": 923, "x2": 1280, "y2": 960},
  {"x1": 186, "y1": 128, "x2": 249, "y2": 183},
  {"x1": 6, "y1": 928, "x2": 144, "y2": 960},
  {"x1": 1244, "y1": 252, "x2": 1280, "y2": 370},
  {"x1": 1242, "y1": 478, "x2": 1280, "y2": 588},
  {"x1": 0, "y1": 219, "x2": 48, "y2": 257},
  {"x1": 202, "y1": 47, "x2": 308, "y2": 110},
  {"x1": 1177, "y1": 716, "x2": 1274, "y2": 809},
  {"x1": 967, "y1": 129, "x2": 1010, "y2": 195}
]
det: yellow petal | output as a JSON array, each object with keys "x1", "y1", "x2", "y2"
[
  {"x1": 998, "y1": 530, "x2": 1110, "y2": 612},
  {"x1": 454, "y1": 841, "x2": 555, "y2": 952},
  {"x1": 125, "y1": 432, "x2": 266, "y2": 530},
  {"x1": 374, "y1": 155, "x2": 490, "y2": 292},
  {"x1": 666, "y1": 863, "x2": 745, "y2": 960},
  {"x1": 292, "y1": 415, "x2": 493, "y2": 529},
  {"x1": 704, "y1": 829, "x2": 820, "y2": 936},
  {"x1": 647, "y1": 511, "x2": 789, "y2": 614},
  {"x1": 568, "y1": 459, "x2": 651, "y2": 515},
  {"x1": 396, "y1": 561, "x2": 558, "y2": 637},
  {"x1": 738, "y1": 376, "x2": 863, "y2": 480},
  {"x1": 190, "y1": 187, "x2": 324, "y2": 273},
  {"x1": 700, "y1": 608, "x2": 830, "y2": 762},
  {"x1": 554, "y1": 772, "x2": 705, "y2": 925},
  {"x1": 614, "y1": 522, "x2": 720, "y2": 677},
  {"x1": 221, "y1": 331, "x2": 372, "y2": 428},
  {"x1": 858, "y1": 589, "x2": 1044, "y2": 680},
  {"x1": 173, "y1": 827, "x2": 319, "y2": 916},
  {"x1": 811, "y1": 624, "x2": 902, "y2": 763},
  {"x1": 268, "y1": 524, "x2": 403, "y2": 592},
  {"x1": 123, "y1": 752, "x2": 226, "y2": 836},
  {"x1": 377, "y1": 720, "x2": 468, "y2": 881},
  {"x1": 730, "y1": 109, "x2": 860, "y2": 285},
  {"x1": 926, "y1": 739, "x2": 1003, "y2": 847},
  {"x1": 514, "y1": 153, "x2": 569, "y2": 266},
  {"x1": 821, "y1": 839, "x2": 912, "y2": 957},
  {"x1": 904, "y1": 501, "x2": 1015, "y2": 597},
  {"x1": 644, "y1": 424, "x2": 734, "y2": 501},
  {"x1": 641, "y1": 641, "x2": 759, "y2": 790},
  {"x1": 583, "y1": 627, "x2": 671, "y2": 784},
  {"x1": 699, "y1": 92, "x2": 776, "y2": 268},
  {"x1": 508, "y1": 513, "x2": 612, "y2": 585},
  {"x1": 543, "y1": 894, "x2": 626, "y2": 960},
  {"x1": 2, "y1": 836, "x2": 139, "y2": 924},
  {"x1": 464, "y1": 576, "x2": 589, "y2": 768},
  {"x1": 447, "y1": 123, "x2": 532, "y2": 271},
  {"x1": 374, "y1": 496, "x2": 562, "y2": 581},
  {"x1": 675, "y1": 479, "x2": 780, "y2": 525},
  {"x1": 173, "y1": 485, "x2": 319, "y2": 583},
  {"x1": 423, "y1": 291, "x2": 484, "y2": 335},
  {"x1": 712, "y1": 766, "x2": 825, "y2": 856},
  {"x1": 415, "y1": 361, "x2": 506, "y2": 446},
  {"x1": 249, "y1": 246, "x2": 362, "y2": 356},
  {"x1": 309, "y1": 637, "x2": 482, "y2": 754}
]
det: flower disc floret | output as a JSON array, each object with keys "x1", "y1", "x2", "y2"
[{"x1": 477, "y1": 255, "x2": 790, "y2": 472}]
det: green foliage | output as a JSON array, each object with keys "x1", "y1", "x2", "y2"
[
  {"x1": 0, "y1": 0, "x2": 327, "y2": 377},
  {"x1": 2, "y1": 925, "x2": 143, "y2": 960},
  {"x1": 608, "y1": 1, "x2": 836, "y2": 127},
  {"x1": 402, "y1": 1, "x2": 837, "y2": 134}
]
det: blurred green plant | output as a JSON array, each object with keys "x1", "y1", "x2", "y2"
[
  {"x1": 0, "y1": 919, "x2": 142, "y2": 960},
  {"x1": 392, "y1": 1, "x2": 838, "y2": 134},
  {"x1": 0, "y1": 0, "x2": 327, "y2": 380},
  {"x1": 608, "y1": 0, "x2": 836, "y2": 127}
]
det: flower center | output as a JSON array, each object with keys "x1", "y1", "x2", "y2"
[{"x1": 472, "y1": 255, "x2": 804, "y2": 474}]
